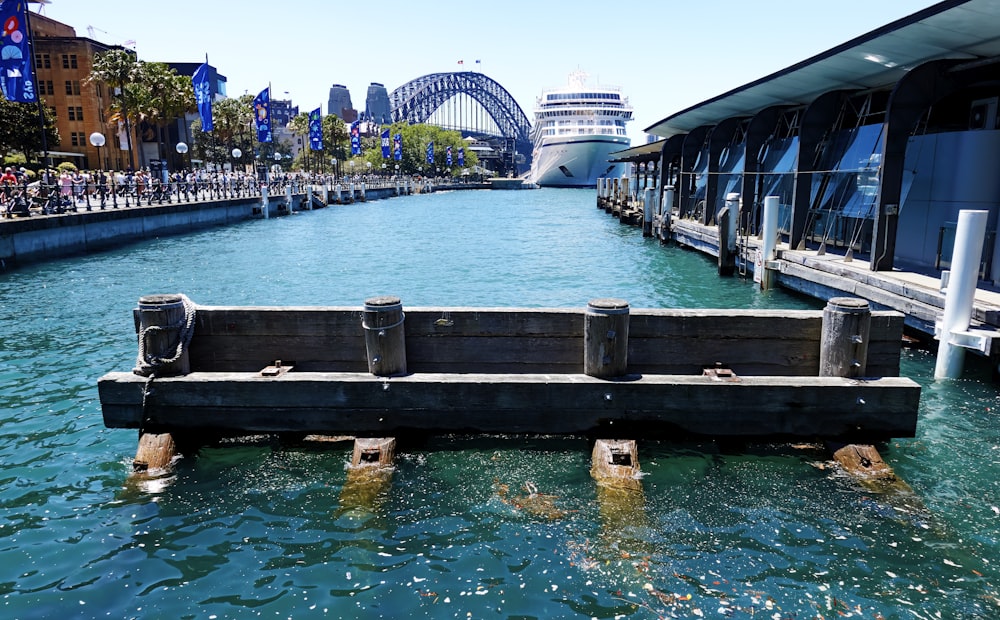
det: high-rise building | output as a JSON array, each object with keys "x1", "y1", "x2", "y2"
[
  {"x1": 327, "y1": 84, "x2": 357, "y2": 122},
  {"x1": 270, "y1": 99, "x2": 299, "y2": 128},
  {"x1": 364, "y1": 82, "x2": 392, "y2": 124}
]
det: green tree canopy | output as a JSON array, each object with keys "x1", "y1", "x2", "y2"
[{"x1": 0, "y1": 98, "x2": 59, "y2": 165}]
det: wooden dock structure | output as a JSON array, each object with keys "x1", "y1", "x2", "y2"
[{"x1": 99, "y1": 295, "x2": 920, "y2": 451}]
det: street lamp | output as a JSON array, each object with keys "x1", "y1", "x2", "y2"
[
  {"x1": 331, "y1": 158, "x2": 337, "y2": 178},
  {"x1": 349, "y1": 160, "x2": 355, "y2": 177},
  {"x1": 175, "y1": 141, "x2": 189, "y2": 169},
  {"x1": 366, "y1": 161, "x2": 372, "y2": 177},
  {"x1": 89, "y1": 132, "x2": 106, "y2": 210},
  {"x1": 232, "y1": 148, "x2": 242, "y2": 174},
  {"x1": 394, "y1": 164, "x2": 399, "y2": 178},
  {"x1": 381, "y1": 162, "x2": 386, "y2": 178}
]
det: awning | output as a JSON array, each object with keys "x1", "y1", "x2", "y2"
[
  {"x1": 645, "y1": 0, "x2": 1000, "y2": 138},
  {"x1": 608, "y1": 140, "x2": 664, "y2": 163},
  {"x1": 45, "y1": 151, "x2": 86, "y2": 158}
]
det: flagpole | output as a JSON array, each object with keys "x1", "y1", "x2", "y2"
[{"x1": 21, "y1": 5, "x2": 50, "y2": 170}]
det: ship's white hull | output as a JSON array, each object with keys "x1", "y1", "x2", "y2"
[{"x1": 530, "y1": 135, "x2": 631, "y2": 188}]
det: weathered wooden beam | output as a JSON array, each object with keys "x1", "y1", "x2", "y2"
[{"x1": 98, "y1": 371, "x2": 920, "y2": 440}]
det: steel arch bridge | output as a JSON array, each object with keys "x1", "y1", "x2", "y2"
[{"x1": 389, "y1": 71, "x2": 533, "y2": 173}]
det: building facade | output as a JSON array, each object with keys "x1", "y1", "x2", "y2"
[
  {"x1": 28, "y1": 12, "x2": 127, "y2": 170},
  {"x1": 327, "y1": 84, "x2": 356, "y2": 122},
  {"x1": 364, "y1": 82, "x2": 391, "y2": 124}
]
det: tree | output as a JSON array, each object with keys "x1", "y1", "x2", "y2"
[
  {"x1": 380, "y1": 122, "x2": 477, "y2": 176},
  {"x1": 87, "y1": 49, "x2": 141, "y2": 170},
  {"x1": 322, "y1": 114, "x2": 348, "y2": 174},
  {"x1": 287, "y1": 112, "x2": 310, "y2": 171},
  {"x1": 191, "y1": 94, "x2": 254, "y2": 170},
  {"x1": 0, "y1": 98, "x2": 60, "y2": 164},
  {"x1": 136, "y1": 62, "x2": 194, "y2": 163}
]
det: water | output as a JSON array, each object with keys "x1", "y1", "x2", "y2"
[{"x1": 0, "y1": 188, "x2": 997, "y2": 619}]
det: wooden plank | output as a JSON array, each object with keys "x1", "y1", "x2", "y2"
[
  {"x1": 176, "y1": 306, "x2": 905, "y2": 376},
  {"x1": 98, "y1": 371, "x2": 920, "y2": 440}
]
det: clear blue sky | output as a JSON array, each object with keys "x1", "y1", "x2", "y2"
[{"x1": 38, "y1": 0, "x2": 943, "y2": 145}]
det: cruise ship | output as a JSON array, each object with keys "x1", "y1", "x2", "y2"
[{"x1": 529, "y1": 72, "x2": 633, "y2": 188}]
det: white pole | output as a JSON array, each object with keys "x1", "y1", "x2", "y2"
[
  {"x1": 934, "y1": 209, "x2": 988, "y2": 379},
  {"x1": 261, "y1": 185, "x2": 269, "y2": 219},
  {"x1": 306, "y1": 186, "x2": 313, "y2": 211},
  {"x1": 760, "y1": 195, "x2": 779, "y2": 290}
]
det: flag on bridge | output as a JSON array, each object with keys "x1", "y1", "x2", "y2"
[
  {"x1": 393, "y1": 133, "x2": 402, "y2": 161},
  {"x1": 426, "y1": 141, "x2": 434, "y2": 165},
  {"x1": 446, "y1": 145, "x2": 452, "y2": 167},
  {"x1": 458, "y1": 147, "x2": 464, "y2": 167},
  {"x1": 380, "y1": 129, "x2": 390, "y2": 159},
  {"x1": 253, "y1": 87, "x2": 271, "y2": 143},
  {"x1": 192, "y1": 62, "x2": 213, "y2": 132},
  {"x1": 350, "y1": 121, "x2": 361, "y2": 156},
  {"x1": 308, "y1": 107, "x2": 323, "y2": 150},
  {"x1": 0, "y1": 0, "x2": 36, "y2": 103}
]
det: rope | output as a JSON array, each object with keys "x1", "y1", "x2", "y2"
[
  {"x1": 133, "y1": 294, "x2": 197, "y2": 377},
  {"x1": 361, "y1": 312, "x2": 406, "y2": 332}
]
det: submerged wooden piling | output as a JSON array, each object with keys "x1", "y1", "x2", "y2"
[
  {"x1": 362, "y1": 296, "x2": 407, "y2": 376},
  {"x1": 584, "y1": 299, "x2": 630, "y2": 378},
  {"x1": 590, "y1": 439, "x2": 642, "y2": 491},
  {"x1": 340, "y1": 437, "x2": 396, "y2": 510}
]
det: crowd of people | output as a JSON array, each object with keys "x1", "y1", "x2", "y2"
[{"x1": 1, "y1": 164, "x2": 451, "y2": 218}]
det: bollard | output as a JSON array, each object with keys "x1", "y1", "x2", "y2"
[
  {"x1": 718, "y1": 193, "x2": 740, "y2": 276},
  {"x1": 362, "y1": 296, "x2": 407, "y2": 376},
  {"x1": 261, "y1": 185, "x2": 269, "y2": 219},
  {"x1": 819, "y1": 297, "x2": 870, "y2": 378},
  {"x1": 935, "y1": 209, "x2": 989, "y2": 379},
  {"x1": 642, "y1": 188, "x2": 654, "y2": 237},
  {"x1": 584, "y1": 298, "x2": 630, "y2": 378},
  {"x1": 322, "y1": 185, "x2": 329, "y2": 205},
  {"x1": 133, "y1": 294, "x2": 194, "y2": 378},
  {"x1": 758, "y1": 195, "x2": 779, "y2": 290},
  {"x1": 359, "y1": 182, "x2": 366, "y2": 202},
  {"x1": 285, "y1": 184, "x2": 293, "y2": 211}
]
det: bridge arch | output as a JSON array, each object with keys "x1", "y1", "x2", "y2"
[{"x1": 389, "y1": 72, "x2": 533, "y2": 170}]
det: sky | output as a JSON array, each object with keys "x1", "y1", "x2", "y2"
[{"x1": 37, "y1": 0, "x2": 944, "y2": 146}]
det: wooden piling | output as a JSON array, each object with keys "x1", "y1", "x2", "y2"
[
  {"x1": 584, "y1": 299, "x2": 629, "y2": 378},
  {"x1": 340, "y1": 437, "x2": 396, "y2": 510},
  {"x1": 133, "y1": 431, "x2": 177, "y2": 473},
  {"x1": 590, "y1": 439, "x2": 642, "y2": 491},
  {"x1": 820, "y1": 297, "x2": 871, "y2": 378},
  {"x1": 362, "y1": 296, "x2": 407, "y2": 376}
]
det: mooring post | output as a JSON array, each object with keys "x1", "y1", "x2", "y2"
[
  {"x1": 305, "y1": 186, "x2": 313, "y2": 211},
  {"x1": 334, "y1": 184, "x2": 342, "y2": 204},
  {"x1": 261, "y1": 185, "x2": 269, "y2": 219},
  {"x1": 132, "y1": 293, "x2": 195, "y2": 474},
  {"x1": 584, "y1": 299, "x2": 630, "y2": 379},
  {"x1": 642, "y1": 188, "x2": 654, "y2": 237},
  {"x1": 718, "y1": 193, "x2": 739, "y2": 276},
  {"x1": 362, "y1": 296, "x2": 407, "y2": 376},
  {"x1": 359, "y1": 182, "x2": 366, "y2": 202},
  {"x1": 820, "y1": 297, "x2": 871, "y2": 378},
  {"x1": 935, "y1": 209, "x2": 989, "y2": 379},
  {"x1": 134, "y1": 294, "x2": 193, "y2": 378},
  {"x1": 759, "y1": 195, "x2": 779, "y2": 290},
  {"x1": 285, "y1": 184, "x2": 293, "y2": 211},
  {"x1": 348, "y1": 183, "x2": 355, "y2": 203},
  {"x1": 590, "y1": 439, "x2": 642, "y2": 491}
]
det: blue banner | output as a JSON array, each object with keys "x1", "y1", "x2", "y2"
[
  {"x1": 393, "y1": 133, "x2": 402, "y2": 161},
  {"x1": 308, "y1": 107, "x2": 323, "y2": 150},
  {"x1": 253, "y1": 87, "x2": 271, "y2": 143},
  {"x1": 0, "y1": 0, "x2": 35, "y2": 103},
  {"x1": 380, "y1": 129, "x2": 390, "y2": 159},
  {"x1": 458, "y1": 147, "x2": 464, "y2": 167},
  {"x1": 426, "y1": 141, "x2": 433, "y2": 165},
  {"x1": 350, "y1": 121, "x2": 361, "y2": 156},
  {"x1": 191, "y1": 62, "x2": 213, "y2": 132},
  {"x1": 446, "y1": 145, "x2": 452, "y2": 167}
]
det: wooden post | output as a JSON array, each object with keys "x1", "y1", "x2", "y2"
[
  {"x1": 590, "y1": 439, "x2": 642, "y2": 491},
  {"x1": 584, "y1": 298, "x2": 629, "y2": 378},
  {"x1": 642, "y1": 188, "x2": 654, "y2": 237},
  {"x1": 362, "y1": 296, "x2": 407, "y2": 376},
  {"x1": 340, "y1": 437, "x2": 396, "y2": 510},
  {"x1": 820, "y1": 297, "x2": 871, "y2": 378},
  {"x1": 133, "y1": 432, "x2": 177, "y2": 473},
  {"x1": 134, "y1": 294, "x2": 191, "y2": 377}
]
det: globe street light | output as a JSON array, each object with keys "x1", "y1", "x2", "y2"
[
  {"x1": 232, "y1": 148, "x2": 242, "y2": 173},
  {"x1": 89, "y1": 132, "x2": 106, "y2": 210},
  {"x1": 331, "y1": 158, "x2": 337, "y2": 178}
]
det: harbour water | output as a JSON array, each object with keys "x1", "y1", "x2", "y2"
[{"x1": 0, "y1": 188, "x2": 997, "y2": 619}]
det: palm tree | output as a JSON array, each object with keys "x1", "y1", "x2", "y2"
[
  {"x1": 87, "y1": 49, "x2": 140, "y2": 171},
  {"x1": 288, "y1": 112, "x2": 310, "y2": 171}
]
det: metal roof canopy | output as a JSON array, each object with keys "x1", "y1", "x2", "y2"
[
  {"x1": 608, "y1": 140, "x2": 665, "y2": 163},
  {"x1": 645, "y1": 0, "x2": 1000, "y2": 138}
]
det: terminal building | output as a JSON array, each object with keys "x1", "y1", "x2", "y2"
[{"x1": 628, "y1": 0, "x2": 1000, "y2": 285}]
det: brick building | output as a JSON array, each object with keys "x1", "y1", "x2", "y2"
[{"x1": 28, "y1": 11, "x2": 132, "y2": 171}]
